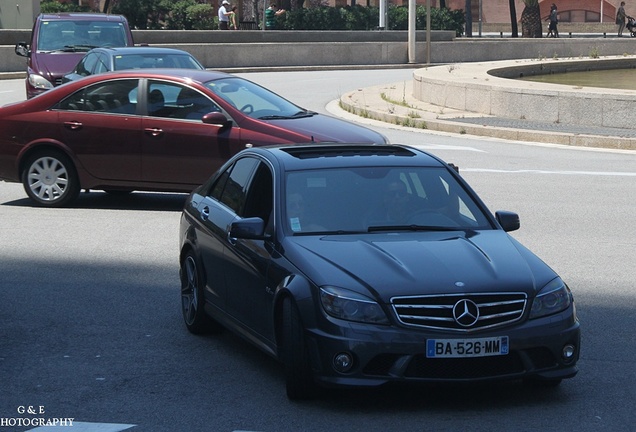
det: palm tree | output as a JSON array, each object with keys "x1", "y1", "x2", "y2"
[
  {"x1": 521, "y1": 0, "x2": 542, "y2": 37},
  {"x1": 508, "y1": 0, "x2": 518, "y2": 37}
]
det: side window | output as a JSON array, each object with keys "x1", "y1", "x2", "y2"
[
  {"x1": 146, "y1": 81, "x2": 220, "y2": 119},
  {"x1": 58, "y1": 79, "x2": 138, "y2": 114},
  {"x1": 216, "y1": 157, "x2": 259, "y2": 214},
  {"x1": 75, "y1": 53, "x2": 96, "y2": 76},
  {"x1": 93, "y1": 52, "x2": 110, "y2": 74},
  {"x1": 242, "y1": 163, "x2": 273, "y2": 226}
]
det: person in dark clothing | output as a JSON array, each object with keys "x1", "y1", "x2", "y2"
[{"x1": 546, "y1": 3, "x2": 559, "y2": 38}]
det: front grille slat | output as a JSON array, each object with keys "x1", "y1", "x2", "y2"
[
  {"x1": 392, "y1": 292, "x2": 527, "y2": 332},
  {"x1": 400, "y1": 314, "x2": 455, "y2": 323}
]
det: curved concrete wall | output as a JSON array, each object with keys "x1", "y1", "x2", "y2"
[{"x1": 412, "y1": 56, "x2": 636, "y2": 129}]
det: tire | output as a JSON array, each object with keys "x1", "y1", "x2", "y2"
[
  {"x1": 180, "y1": 251, "x2": 222, "y2": 334},
  {"x1": 281, "y1": 297, "x2": 316, "y2": 400},
  {"x1": 21, "y1": 151, "x2": 80, "y2": 207}
]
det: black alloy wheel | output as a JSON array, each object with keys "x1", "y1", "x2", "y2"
[{"x1": 180, "y1": 251, "x2": 221, "y2": 334}]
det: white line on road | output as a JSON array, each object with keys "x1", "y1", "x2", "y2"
[{"x1": 462, "y1": 168, "x2": 636, "y2": 177}]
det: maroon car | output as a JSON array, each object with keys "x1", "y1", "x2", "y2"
[
  {"x1": 15, "y1": 13, "x2": 135, "y2": 99},
  {"x1": 0, "y1": 69, "x2": 388, "y2": 207}
]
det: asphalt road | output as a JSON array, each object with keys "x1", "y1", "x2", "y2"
[{"x1": 1, "y1": 70, "x2": 636, "y2": 432}]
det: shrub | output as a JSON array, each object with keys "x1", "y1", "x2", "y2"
[
  {"x1": 280, "y1": 5, "x2": 464, "y2": 34},
  {"x1": 40, "y1": 0, "x2": 91, "y2": 13}
]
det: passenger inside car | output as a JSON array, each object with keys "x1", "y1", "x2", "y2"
[{"x1": 365, "y1": 179, "x2": 417, "y2": 225}]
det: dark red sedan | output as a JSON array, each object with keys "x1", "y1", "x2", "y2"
[{"x1": 0, "y1": 69, "x2": 388, "y2": 207}]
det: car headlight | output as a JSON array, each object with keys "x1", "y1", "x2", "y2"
[
  {"x1": 320, "y1": 286, "x2": 389, "y2": 325},
  {"x1": 28, "y1": 74, "x2": 54, "y2": 90},
  {"x1": 529, "y1": 277, "x2": 572, "y2": 319}
]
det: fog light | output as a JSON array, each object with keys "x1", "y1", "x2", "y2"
[
  {"x1": 562, "y1": 344, "x2": 576, "y2": 361},
  {"x1": 333, "y1": 352, "x2": 354, "y2": 373}
]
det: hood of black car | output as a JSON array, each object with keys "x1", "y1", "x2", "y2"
[{"x1": 285, "y1": 230, "x2": 557, "y2": 302}]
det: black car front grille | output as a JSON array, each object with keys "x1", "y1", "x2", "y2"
[
  {"x1": 404, "y1": 353, "x2": 525, "y2": 379},
  {"x1": 391, "y1": 293, "x2": 527, "y2": 332},
  {"x1": 362, "y1": 348, "x2": 558, "y2": 380}
]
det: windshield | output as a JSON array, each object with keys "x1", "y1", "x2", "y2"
[
  {"x1": 37, "y1": 20, "x2": 129, "y2": 52},
  {"x1": 114, "y1": 54, "x2": 203, "y2": 70},
  {"x1": 285, "y1": 167, "x2": 493, "y2": 235},
  {"x1": 204, "y1": 77, "x2": 310, "y2": 119}
]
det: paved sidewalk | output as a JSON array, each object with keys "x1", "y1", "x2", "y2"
[{"x1": 339, "y1": 80, "x2": 636, "y2": 151}]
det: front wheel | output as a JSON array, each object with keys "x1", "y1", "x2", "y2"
[
  {"x1": 281, "y1": 297, "x2": 316, "y2": 400},
  {"x1": 21, "y1": 151, "x2": 80, "y2": 207},
  {"x1": 180, "y1": 251, "x2": 222, "y2": 334}
]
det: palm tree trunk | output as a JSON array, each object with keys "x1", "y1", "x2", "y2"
[
  {"x1": 509, "y1": 0, "x2": 518, "y2": 37},
  {"x1": 521, "y1": 0, "x2": 542, "y2": 38}
]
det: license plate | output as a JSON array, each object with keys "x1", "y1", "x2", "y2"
[{"x1": 426, "y1": 336, "x2": 509, "y2": 358}]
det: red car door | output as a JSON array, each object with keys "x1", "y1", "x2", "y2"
[
  {"x1": 140, "y1": 82, "x2": 245, "y2": 188},
  {"x1": 57, "y1": 78, "x2": 143, "y2": 182}
]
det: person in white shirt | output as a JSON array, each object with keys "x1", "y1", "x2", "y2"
[{"x1": 218, "y1": 0, "x2": 234, "y2": 30}]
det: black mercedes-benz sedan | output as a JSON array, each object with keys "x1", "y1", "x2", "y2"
[{"x1": 178, "y1": 143, "x2": 580, "y2": 399}]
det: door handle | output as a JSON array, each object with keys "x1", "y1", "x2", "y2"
[
  {"x1": 63, "y1": 121, "x2": 83, "y2": 130},
  {"x1": 200, "y1": 206, "x2": 210, "y2": 221},
  {"x1": 144, "y1": 127, "x2": 163, "y2": 138}
]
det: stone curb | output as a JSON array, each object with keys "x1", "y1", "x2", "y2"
[{"x1": 339, "y1": 81, "x2": 636, "y2": 151}]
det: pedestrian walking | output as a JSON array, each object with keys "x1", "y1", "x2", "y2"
[
  {"x1": 218, "y1": 0, "x2": 234, "y2": 30},
  {"x1": 265, "y1": 3, "x2": 285, "y2": 30},
  {"x1": 546, "y1": 4, "x2": 559, "y2": 38},
  {"x1": 617, "y1": 1, "x2": 627, "y2": 36},
  {"x1": 229, "y1": 6, "x2": 239, "y2": 30}
]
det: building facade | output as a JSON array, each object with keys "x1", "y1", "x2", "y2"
[{"x1": 432, "y1": 0, "x2": 618, "y2": 24}]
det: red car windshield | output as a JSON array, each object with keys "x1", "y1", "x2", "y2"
[{"x1": 204, "y1": 77, "x2": 310, "y2": 120}]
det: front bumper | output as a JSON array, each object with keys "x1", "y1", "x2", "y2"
[{"x1": 304, "y1": 305, "x2": 580, "y2": 388}]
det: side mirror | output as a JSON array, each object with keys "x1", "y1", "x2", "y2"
[
  {"x1": 202, "y1": 112, "x2": 232, "y2": 129},
  {"x1": 496, "y1": 211, "x2": 520, "y2": 232},
  {"x1": 229, "y1": 217, "x2": 268, "y2": 240},
  {"x1": 15, "y1": 42, "x2": 29, "y2": 57}
]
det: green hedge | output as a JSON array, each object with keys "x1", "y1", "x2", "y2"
[
  {"x1": 41, "y1": 0, "x2": 91, "y2": 13},
  {"x1": 278, "y1": 5, "x2": 464, "y2": 35}
]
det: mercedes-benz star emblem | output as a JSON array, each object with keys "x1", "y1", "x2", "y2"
[{"x1": 453, "y1": 299, "x2": 480, "y2": 327}]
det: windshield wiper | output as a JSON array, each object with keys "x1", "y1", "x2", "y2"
[
  {"x1": 259, "y1": 111, "x2": 316, "y2": 120},
  {"x1": 292, "y1": 229, "x2": 368, "y2": 236},
  {"x1": 291, "y1": 110, "x2": 316, "y2": 118},
  {"x1": 60, "y1": 44, "x2": 97, "y2": 52},
  {"x1": 258, "y1": 115, "x2": 293, "y2": 120},
  {"x1": 367, "y1": 225, "x2": 458, "y2": 232}
]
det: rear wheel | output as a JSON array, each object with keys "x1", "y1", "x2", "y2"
[
  {"x1": 281, "y1": 297, "x2": 316, "y2": 400},
  {"x1": 180, "y1": 251, "x2": 222, "y2": 334},
  {"x1": 22, "y1": 151, "x2": 80, "y2": 207}
]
